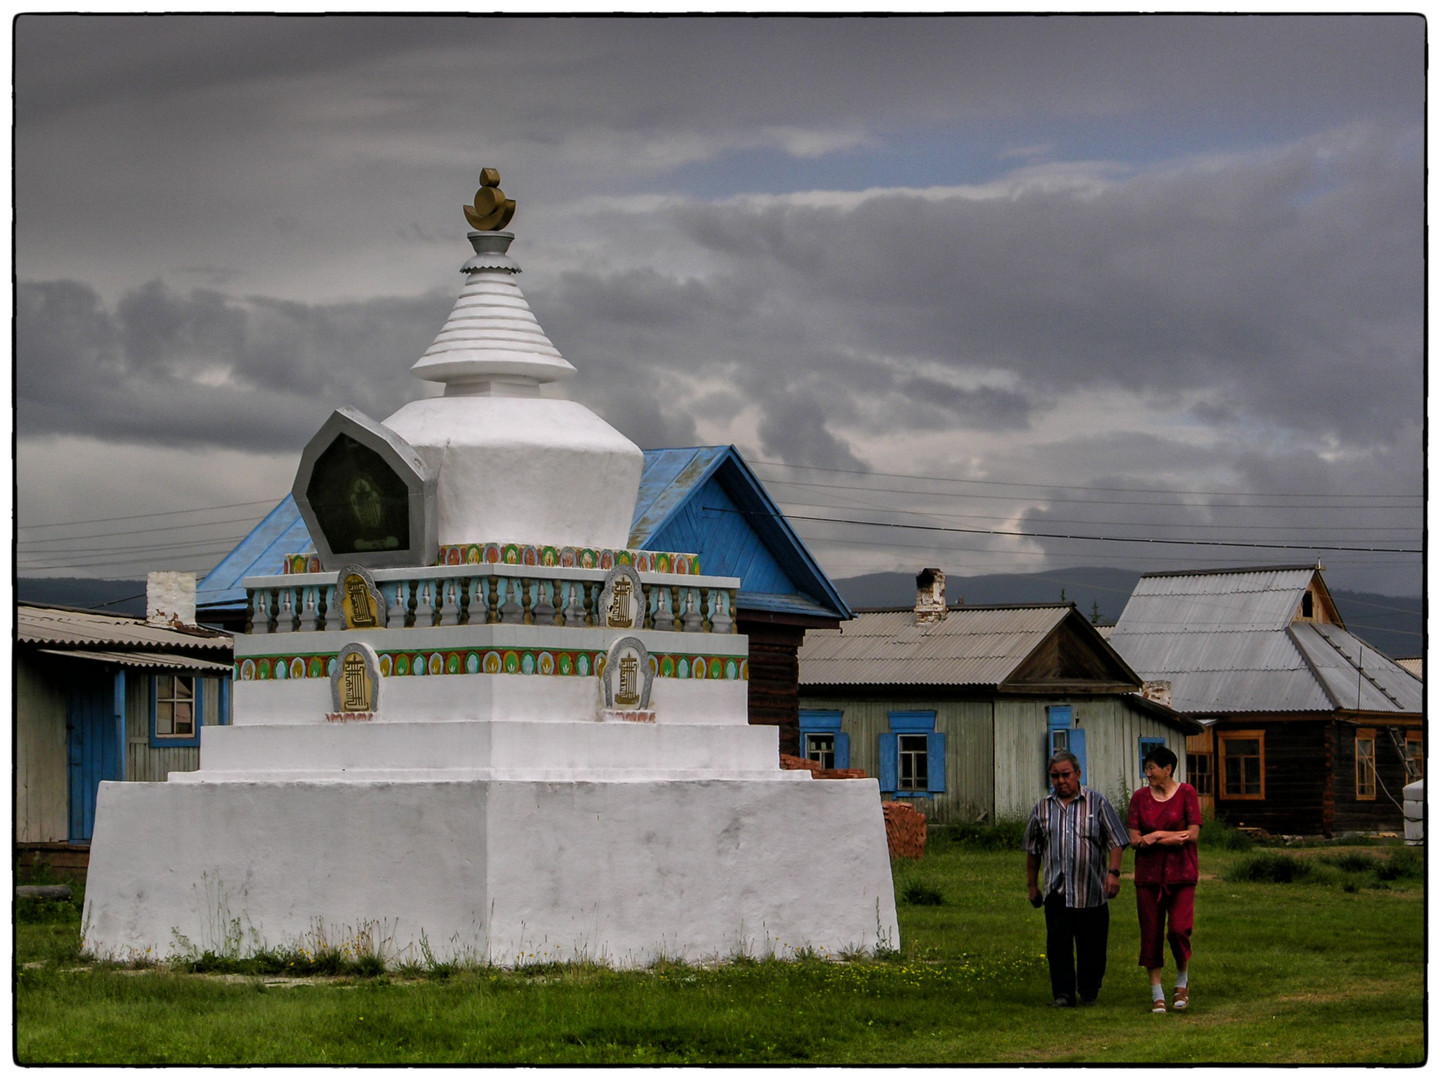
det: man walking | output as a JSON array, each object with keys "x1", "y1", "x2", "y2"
[{"x1": 1024, "y1": 750, "x2": 1128, "y2": 1007}]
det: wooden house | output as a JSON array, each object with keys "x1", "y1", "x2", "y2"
[
  {"x1": 1106, "y1": 564, "x2": 1422, "y2": 837},
  {"x1": 796, "y1": 569, "x2": 1200, "y2": 824},
  {"x1": 17, "y1": 582, "x2": 232, "y2": 874},
  {"x1": 196, "y1": 445, "x2": 850, "y2": 756}
]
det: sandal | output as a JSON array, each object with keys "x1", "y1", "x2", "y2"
[
  {"x1": 1151, "y1": 997, "x2": 1167, "y2": 1013},
  {"x1": 1173, "y1": 987, "x2": 1188, "y2": 1011}
]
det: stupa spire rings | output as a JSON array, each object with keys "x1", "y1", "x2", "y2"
[{"x1": 464, "y1": 167, "x2": 516, "y2": 232}]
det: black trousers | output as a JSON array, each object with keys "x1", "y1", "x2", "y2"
[{"x1": 1043, "y1": 892, "x2": 1110, "y2": 1003}]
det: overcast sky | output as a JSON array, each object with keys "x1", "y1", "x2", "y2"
[{"x1": 13, "y1": 14, "x2": 1425, "y2": 601}]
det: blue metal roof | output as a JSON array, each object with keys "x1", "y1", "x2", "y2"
[{"x1": 197, "y1": 446, "x2": 850, "y2": 623}]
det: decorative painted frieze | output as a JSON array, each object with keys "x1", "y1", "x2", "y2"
[
  {"x1": 248, "y1": 572, "x2": 738, "y2": 635},
  {"x1": 281, "y1": 543, "x2": 701, "y2": 576},
  {"x1": 238, "y1": 648, "x2": 748, "y2": 683}
]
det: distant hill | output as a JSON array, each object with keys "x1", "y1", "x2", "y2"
[
  {"x1": 17, "y1": 578, "x2": 148, "y2": 617},
  {"x1": 832, "y1": 567, "x2": 1422, "y2": 662}
]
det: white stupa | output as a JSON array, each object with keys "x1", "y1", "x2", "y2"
[{"x1": 80, "y1": 172, "x2": 897, "y2": 967}]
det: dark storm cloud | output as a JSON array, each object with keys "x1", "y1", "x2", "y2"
[{"x1": 17, "y1": 279, "x2": 450, "y2": 451}]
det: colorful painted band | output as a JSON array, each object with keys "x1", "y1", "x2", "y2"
[
  {"x1": 238, "y1": 650, "x2": 747, "y2": 682},
  {"x1": 280, "y1": 544, "x2": 702, "y2": 576}
]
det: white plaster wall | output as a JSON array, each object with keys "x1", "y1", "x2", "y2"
[
  {"x1": 181, "y1": 719, "x2": 784, "y2": 780},
  {"x1": 233, "y1": 671, "x2": 747, "y2": 727},
  {"x1": 82, "y1": 777, "x2": 898, "y2": 967},
  {"x1": 383, "y1": 396, "x2": 643, "y2": 550}
]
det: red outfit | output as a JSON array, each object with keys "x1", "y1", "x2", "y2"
[{"x1": 1127, "y1": 783, "x2": 1201, "y2": 970}]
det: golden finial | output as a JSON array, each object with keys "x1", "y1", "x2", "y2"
[{"x1": 464, "y1": 168, "x2": 516, "y2": 231}]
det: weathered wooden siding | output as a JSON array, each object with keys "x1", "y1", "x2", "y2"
[
  {"x1": 123, "y1": 674, "x2": 218, "y2": 782},
  {"x1": 797, "y1": 695, "x2": 995, "y2": 823},
  {"x1": 16, "y1": 654, "x2": 69, "y2": 843},
  {"x1": 991, "y1": 696, "x2": 1188, "y2": 821}
]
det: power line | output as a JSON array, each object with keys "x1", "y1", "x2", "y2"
[
  {"x1": 19, "y1": 499, "x2": 280, "y2": 531},
  {"x1": 749, "y1": 459, "x2": 1424, "y2": 502},
  {"x1": 714, "y1": 507, "x2": 1422, "y2": 555}
]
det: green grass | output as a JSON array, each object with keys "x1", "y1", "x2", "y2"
[{"x1": 16, "y1": 843, "x2": 1424, "y2": 1064}]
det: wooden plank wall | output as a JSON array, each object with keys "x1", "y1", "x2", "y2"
[
  {"x1": 993, "y1": 696, "x2": 1187, "y2": 820},
  {"x1": 1212, "y1": 717, "x2": 1329, "y2": 836},
  {"x1": 795, "y1": 695, "x2": 996, "y2": 823},
  {"x1": 15, "y1": 654, "x2": 70, "y2": 843}
]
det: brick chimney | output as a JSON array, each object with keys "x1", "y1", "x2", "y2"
[
  {"x1": 147, "y1": 571, "x2": 198, "y2": 629},
  {"x1": 1141, "y1": 680, "x2": 1172, "y2": 708},
  {"x1": 915, "y1": 568, "x2": 947, "y2": 625}
]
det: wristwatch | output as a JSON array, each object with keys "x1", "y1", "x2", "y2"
[{"x1": 1107, "y1": 869, "x2": 1121, "y2": 877}]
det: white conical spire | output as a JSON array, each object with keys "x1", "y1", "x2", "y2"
[{"x1": 410, "y1": 231, "x2": 576, "y2": 394}]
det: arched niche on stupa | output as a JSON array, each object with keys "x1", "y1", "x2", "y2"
[{"x1": 292, "y1": 407, "x2": 437, "y2": 571}]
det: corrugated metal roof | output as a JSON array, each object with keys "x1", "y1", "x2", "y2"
[
  {"x1": 799, "y1": 605, "x2": 1073, "y2": 686},
  {"x1": 19, "y1": 605, "x2": 230, "y2": 651},
  {"x1": 1396, "y1": 657, "x2": 1422, "y2": 679},
  {"x1": 1292, "y1": 623, "x2": 1423, "y2": 713},
  {"x1": 1114, "y1": 566, "x2": 1317, "y2": 633},
  {"x1": 1107, "y1": 566, "x2": 1417, "y2": 716},
  {"x1": 36, "y1": 648, "x2": 233, "y2": 673}
]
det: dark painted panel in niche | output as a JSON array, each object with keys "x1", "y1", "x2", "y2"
[{"x1": 306, "y1": 434, "x2": 412, "y2": 556}]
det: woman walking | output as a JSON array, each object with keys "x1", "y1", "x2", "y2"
[{"x1": 1127, "y1": 744, "x2": 1201, "y2": 1013}]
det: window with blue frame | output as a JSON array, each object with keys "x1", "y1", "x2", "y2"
[
  {"x1": 1046, "y1": 704, "x2": 1087, "y2": 787},
  {"x1": 150, "y1": 674, "x2": 230, "y2": 748},
  {"x1": 798, "y1": 710, "x2": 848, "y2": 770},
  {"x1": 1138, "y1": 736, "x2": 1168, "y2": 779},
  {"x1": 879, "y1": 711, "x2": 945, "y2": 798}
]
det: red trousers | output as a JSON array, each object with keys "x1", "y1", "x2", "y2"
[{"x1": 1135, "y1": 883, "x2": 1194, "y2": 970}]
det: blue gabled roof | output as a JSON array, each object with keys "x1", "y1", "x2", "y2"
[
  {"x1": 197, "y1": 446, "x2": 850, "y2": 624},
  {"x1": 629, "y1": 447, "x2": 852, "y2": 623},
  {"x1": 196, "y1": 495, "x2": 313, "y2": 612}
]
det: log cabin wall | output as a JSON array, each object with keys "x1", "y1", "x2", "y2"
[
  {"x1": 1212, "y1": 716, "x2": 1331, "y2": 836},
  {"x1": 738, "y1": 617, "x2": 806, "y2": 757},
  {"x1": 1329, "y1": 718, "x2": 1420, "y2": 835}
]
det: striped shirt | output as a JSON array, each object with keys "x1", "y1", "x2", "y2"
[{"x1": 1024, "y1": 787, "x2": 1129, "y2": 909}]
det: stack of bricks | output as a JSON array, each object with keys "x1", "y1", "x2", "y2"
[
  {"x1": 779, "y1": 755, "x2": 927, "y2": 858},
  {"x1": 880, "y1": 801, "x2": 927, "y2": 859},
  {"x1": 779, "y1": 753, "x2": 868, "y2": 781}
]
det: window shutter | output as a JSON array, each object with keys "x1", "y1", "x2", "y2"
[
  {"x1": 878, "y1": 732, "x2": 898, "y2": 793},
  {"x1": 834, "y1": 731, "x2": 851, "y2": 770},
  {"x1": 1070, "y1": 728, "x2": 1088, "y2": 786},
  {"x1": 929, "y1": 731, "x2": 947, "y2": 794}
]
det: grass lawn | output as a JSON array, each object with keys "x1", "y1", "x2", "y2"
[{"x1": 15, "y1": 837, "x2": 1425, "y2": 1064}]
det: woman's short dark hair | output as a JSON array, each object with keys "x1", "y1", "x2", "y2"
[{"x1": 1143, "y1": 744, "x2": 1179, "y2": 774}]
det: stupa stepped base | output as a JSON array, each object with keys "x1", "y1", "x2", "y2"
[
  {"x1": 81, "y1": 777, "x2": 899, "y2": 968},
  {"x1": 169, "y1": 719, "x2": 793, "y2": 782}
]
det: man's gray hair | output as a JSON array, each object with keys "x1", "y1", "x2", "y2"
[{"x1": 1048, "y1": 750, "x2": 1081, "y2": 775}]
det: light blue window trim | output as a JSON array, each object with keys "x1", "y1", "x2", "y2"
[
  {"x1": 149, "y1": 674, "x2": 203, "y2": 748},
  {"x1": 798, "y1": 710, "x2": 848, "y2": 770},
  {"x1": 1138, "y1": 736, "x2": 1168, "y2": 777},
  {"x1": 879, "y1": 711, "x2": 945, "y2": 798},
  {"x1": 1045, "y1": 705, "x2": 1087, "y2": 789}
]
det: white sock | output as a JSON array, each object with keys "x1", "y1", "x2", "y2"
[
  {"x1": 1176, "y1": 970, "x2": 1189, "y2": 989},
  {"x1": 1151, "y1": 983, "x2": 1165, "y2": 1001}
]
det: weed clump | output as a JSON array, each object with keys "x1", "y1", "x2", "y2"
[
  {"x1": 1200, "y1": 816, "x2": 1255, "y2": 851},
  {"x1": 933, "y1": 818, "x2": 1028, "y2": 852},
  {"x1": 1225, "y1": 853, "x2": 1313, "y2": 884},
  {"x1": 900, "y1": 881, "x2": 945, "y2": 906}
]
